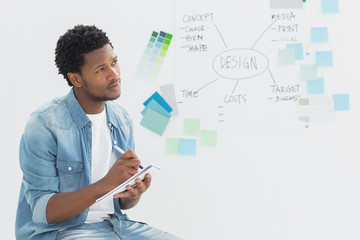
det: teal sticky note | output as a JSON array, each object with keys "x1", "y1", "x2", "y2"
[
  {"x1": 183, "y1": 119, "x2": 201, "y2": 136},
  {"x1": 165, "y1": 138, "x2": 180, "y2": 155},
  {"x1": 307, "y1": 78, "x2": 325, "y2": 94},
  {"x1": 333, "y1": 94, "x2": 350, "y2": 111},
  {"x1": 199, "y1": 130, "x2": 218, "y2": 147},
  {"x1": 141, "y1": 99, "x2": 171, "y2": 118},
  {"x1": 300, "y1": 64, "x2": 317, "y2": 81},
  {"x1": 179, "y1": 139, "x2": 197, "y2": 155},
  {"x1": 143, "y1": 91, "x2": 173, "y2": 113},
  {"x1": 140, "y1": 108, "x2": 170, "y2": 135},
  {"x1": 316, "y1": 51, "x2": 333, "y2": 67},
  {"x1": 278, "y1": 48, "x2": 295, "y2": 65},
  {"x1": 311, "y1": 27, "x2": 328, "y2": 43},
  {"x1": 286, "y1": 43, "x2": 304, "y2": 60},
  {"x1": 322, "y1": 0, "x2": 339, "y2": 13}
]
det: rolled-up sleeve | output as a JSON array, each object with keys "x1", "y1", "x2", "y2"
[{"x1": 20, "y1": 113, "x2": 59, "y2": 224}]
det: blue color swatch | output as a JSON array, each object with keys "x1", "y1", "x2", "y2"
[
  {"x1": 286, "y1": 43, "x2": 304, "y2": 60},
  {"x1": 307, "y1": 78, "x2": 325, "y2": 94},
  {"x1": 144, "y1": 91, "x2": 173, "y2": 113},
  {"x1": 322, "y1": 0, "x2": 339, "y2": 13},
  {"x1": 311, "y1": 27, "x2": 329, "y2": 42},
  {"x1": 316, "y1": 51, "x2": 333, "y2": 67},
  {"x1": 333, "y1": 94, "x2": 350, "y2": 111},
  {"x1": 179, "y1": 139, "x2": 197, "y2": 155},
  {"x1": 140, "y1": 92, "x2": 173, "y2": 135}
]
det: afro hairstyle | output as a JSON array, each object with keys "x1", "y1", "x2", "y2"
[{"x1": 55, "y1": 25, "x2": 113, "y2": 86}]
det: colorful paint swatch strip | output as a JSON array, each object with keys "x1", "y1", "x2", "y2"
[{"x1": 136, "y1": 30, "x2": 173, "y2": 81}]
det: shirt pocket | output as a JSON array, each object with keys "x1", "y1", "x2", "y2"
[{"x1": 56, "y1": 160, "x2": 84, "y2": 192}]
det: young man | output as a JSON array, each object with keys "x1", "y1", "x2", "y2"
[{"x1": 15, "y1": 25, "x2": 182, "y2": 240}]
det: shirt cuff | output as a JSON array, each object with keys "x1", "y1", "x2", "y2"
[{"x1": 32, "y1": 193, "x2": 56, "y2": 224}]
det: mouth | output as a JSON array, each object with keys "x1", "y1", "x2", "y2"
[{"x1": 108, "y1": 79, "x2": 121, "y2": 90}]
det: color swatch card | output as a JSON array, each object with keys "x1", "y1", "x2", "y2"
[
  {"x1": 140, "y1": 92, "x2": 173, "y2": 135},
  {"x1": 136, "y1": 31, "x2": 173, "y2": 81}
]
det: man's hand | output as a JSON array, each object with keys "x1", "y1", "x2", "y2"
[
  {"x1": 113, "y1": 173, "x2": 152, "y2": 199},
  {"x1": 101, "y1": 150, "x2": 141, "y2": 191}
]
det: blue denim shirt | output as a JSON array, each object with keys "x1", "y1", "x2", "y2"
[{"x1": 15, "y1": 89, "x2": 135, "y2": 239}]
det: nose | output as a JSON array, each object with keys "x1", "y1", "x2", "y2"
[{"x1": 108, "y1": 65, "x2": 120, "y2": 80}]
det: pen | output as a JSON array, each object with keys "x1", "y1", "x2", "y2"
[{"x1": 113, "y1": 145, "x2": 143, "y2": 169}]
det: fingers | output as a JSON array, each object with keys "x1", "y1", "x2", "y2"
[
  {"x1": 113, "y1": 173, "x2": 152, "y2": 199},
  {"x1": 120, "y1": 149, "x2": 137, "y2": 159}
]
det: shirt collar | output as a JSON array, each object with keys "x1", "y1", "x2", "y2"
[
  {"x1": 66, "y1": 89, "x2": 90, "y2": 129},
  {"x1": 66, "y1": 88, "x2": 120, "y2": 130}
]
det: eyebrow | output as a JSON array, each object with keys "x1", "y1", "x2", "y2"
[{"x1": 93, "y1": 56, "x2": 118, "y2": 71}]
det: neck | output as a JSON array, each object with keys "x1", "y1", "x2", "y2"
[{"x1": 73, "y1": 88, "x2": 106, "y2": 114}]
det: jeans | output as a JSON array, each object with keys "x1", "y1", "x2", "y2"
[{"x1": 55, "y1": 214, "x2": 183, "y2": 240}]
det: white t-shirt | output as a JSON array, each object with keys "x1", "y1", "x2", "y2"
[{"x1": 85, "y1": 109, "x2": 117, "y2": 223}]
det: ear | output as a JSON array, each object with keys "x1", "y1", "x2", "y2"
[{"x1": 67, "y1": 72, "x2": 82, "y2": 88}]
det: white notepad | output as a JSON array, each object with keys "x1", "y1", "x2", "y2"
[{"x1": 96, "y1": 164, "x2": 160, "y2": 202}]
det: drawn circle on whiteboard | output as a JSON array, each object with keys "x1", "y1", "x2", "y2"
[{"x1": 212, "y1": 48, "x2": 269, "y2": 80}]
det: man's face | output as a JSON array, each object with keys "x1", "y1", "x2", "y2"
[{"x1": 78, "y1": 43, "x2": 121, "y2": 102}]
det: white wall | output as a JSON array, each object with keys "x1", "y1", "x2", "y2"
[{"x1": 1, "y1": 1, "x2": 360, "y2": 239}]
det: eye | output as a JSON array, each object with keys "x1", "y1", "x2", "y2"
[
  {"x1": 96, "y1": 67, "x2": 104, "y2": 73},
  {"x1": 112, "y1": 59, "x2": 118, "y2": 65}
]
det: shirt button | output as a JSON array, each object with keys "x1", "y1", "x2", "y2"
[
  {"x1": 114, "y1": 140, "x2": 117, "y2": 145},
  {"x1": 68, "y1": 166, "x2": 72, "y2": 171}
]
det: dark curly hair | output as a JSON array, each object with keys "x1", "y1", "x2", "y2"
[{"x1": 55, "y1": 25, "x2": 113, "y2": 86}]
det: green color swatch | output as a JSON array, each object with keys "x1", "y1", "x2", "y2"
[
  {"x1": 183, "y1": 119, "x2": 201, "y2": 136},
  {"x1": 199, "y1": 130, "x2": 218, "y2": 147},
  {"x1": 165, "y1": 138, "x2": 180, "y2": 155},
  {"x1": 140, "y1": 108, "x2": 170, "y2": 135}
]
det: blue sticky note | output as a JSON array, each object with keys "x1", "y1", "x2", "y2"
[
  {"x1": 307, "y1": 78, "x2": 325, "y2": 94},
  {"x1": 286, "y1": 43, "x2": 303, "y2": 60},
  {"x1": 300, "y1": 64, "x2": 317, "y2": 81},
  {"x1": 322, "y1": 0, "x2": 339, "y2": 13},
  {"x1": 179, "y1": 139, "x2": 197, "y2": 156},
  {"x1": 141, "y1": 99, "x2": 171, "y2": 118},
  {"x1": 140, "y1": 108, "x2": 170, "y2": 135},
  {"x1": 311, "y1": 27, "x2": 329, "y2": 42},
  {"x1": 144, "y1": 91, "x2": 173, "y2": 113},
  {"x1": 333, "y1": 94, "x2": 350, "y2": 111},
  {"x1": 278, "y1": 48, "x2": 295, "y2": 65},
  {"x1": 316, "y1": 51, "x2": 333, "y2": 67}
]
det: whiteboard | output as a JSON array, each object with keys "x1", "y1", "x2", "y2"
[{"x1": 1, "y1": 0, "x2": 360, "y2": 239}]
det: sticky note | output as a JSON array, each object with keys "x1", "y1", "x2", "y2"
[
  {"x1": 333, "y1": 94, "x2": 350, "y2": 111},
  {"x1": 286, "y1": 43, "x2": 304, "y2": 60},
  {"x1": 307, "y1": 78, "x2": 325, "y2": 94},
  {"x1": 299, "y1": 98, "x2": 310, "y2": 105},
  {"x1": 144, "y1": 91, "x2": 173, "y2": 113},
  {"x1": 141, "y1": 99, "x2": 171, "y2": 118},
  {"x1": 160, "y1": 84, "x2": 179, "y2": 116},
  {"x1": 183, "y1": 119, "x2": 201, "y2": 136},
  {"x1": 179, "y1": 139, "x2": 197, "y2": 156},
  {"x1": 300, "y1": 64, "x2": 317, "y2": 81},
  {"x1": 322, "y1": 0, "x2": 339, "y2": 13},
  {"x1": 311, "y1": 27, "x2": 328, "y2": 43},
  {"x1": 316, "y1": 51, "x2": 333, "y2": 67},
  {"x1": 199, "y1": 130, "x2": 218, "y2": 147},
  {"x1": 278, "y1": 48, "x2": 295, "y2": 65},
  {"x1": 140, "y1": 108, "x2": 170, "y2": 135},
  {"x1": 270, "y1": 0, "x2": 303, "y2": 8},
  {"x1": 165, "y1": 138, "x2": 180, "y2": 155}
]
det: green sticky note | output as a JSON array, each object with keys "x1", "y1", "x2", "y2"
[
  {"x1": 199, "y1": 130, "x2": 218, "y2": 147},
  {"x1": 183, "y1": 119, "x2": 200, "y2": 136},
  {"x1": 165, "y1": 138, "x2": 180, "y2": 155},
  {"x1": 140, "y1": 108, "x2": 170, "y2": 135}
]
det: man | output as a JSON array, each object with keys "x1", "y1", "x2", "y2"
[{"x1": 15, "y1": 25, "x2": 182, "y2": 240}]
